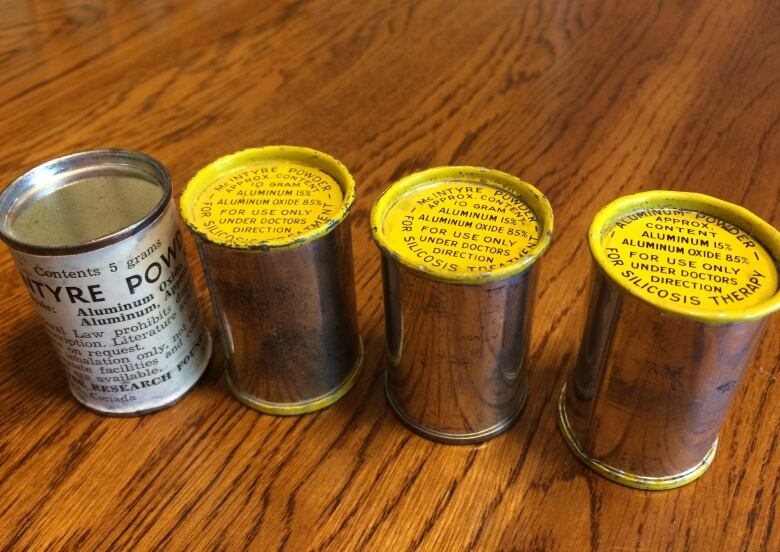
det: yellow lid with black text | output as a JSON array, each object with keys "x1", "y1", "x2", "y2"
[
  {"x1": 180, "y1": 146, "x2": 355, "y2": 251},
  {"x1": 371, "y1": 166, "x2": 553, "y2": 284},
  {"x1": 590, "y1": 191, "x2": 780, "y2": 323}
]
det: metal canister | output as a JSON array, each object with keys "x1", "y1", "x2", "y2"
[
  {"x1": 559, "y1": 191, "x2": 780, "y2": 489},
  {"x1": 0, "y1": 150, "x2": 212, "y2": 415},
  {"x1": 371, "y1": 166, "x2": 553, "y2": 444},
  {"x1": 179, "y1": 146, "x2": 362, "y2": 415}
]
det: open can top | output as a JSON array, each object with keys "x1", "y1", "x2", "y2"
[
  {"x1": 0, "y1": 149, "x2": 170, "y2": 256},
  {"x1": 371, "y1": 166, "x2": 553, "y2": 284},
  {"x1": 590, "y1": 190, "x2": 780, "y2": 323},
  {"x1": 180, "y1": 146, "x2": 356, "y2": 251}
]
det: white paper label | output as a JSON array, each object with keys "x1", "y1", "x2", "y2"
[{"x1": 12, "y1": 202, "x2": 212, "y2": 414}]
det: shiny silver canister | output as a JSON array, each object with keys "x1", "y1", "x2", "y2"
[
  {"x1": 0, "y1": 150, "x2": 212, "y2": 415},
  {"x1": 180, "y1": 146, "x2": 362, "y2": 415},
  {"x1": 559, "y1": 191, "x2": 780, "y2": 489},
  {"x1": 371, "y1": 166, "x2": 553, "y2": 444}
]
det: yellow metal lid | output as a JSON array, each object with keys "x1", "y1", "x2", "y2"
[
  {"x1": 590, "y1": 191, "x2": 780, "y2": 323},
  {"x1": 180, "y1": 146, "x2": 355, "y2": 250},
  {"x1": 371, "y1": 166, "x2": 553, "y2": 284}
]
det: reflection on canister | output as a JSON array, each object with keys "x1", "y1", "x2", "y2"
[
  {"x1": 371, "y1": 167, "x2": 553, "y2": 444},
  {"x1": 180, "y1": 146, "x2": 362, "y2": 415},
  {"x1": 560, "y1": 191, "x2": 780, "y2": 489}
]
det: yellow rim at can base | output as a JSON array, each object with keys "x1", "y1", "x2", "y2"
[
  {"x1": 557, "y1": 384, "x2": 717, "y2": 490},
  {"x1": 225, "y1": 338, "x2": 364, "y2": 415},
  {"x1": 371, "y1": 166, "x2": 553, "y2": 284},
  {"x1": 385, "y1": 371, "x2": 529, "y2": 444},
  {"x1": 590, "y1": 191, "x2": 780, "y2": 324},
  {"x1": 180, "y1": 146, "x2": 356, "y2": 251}
]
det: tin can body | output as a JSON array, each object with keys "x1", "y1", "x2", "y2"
[
  {"x1": 371, "y1": 166, "x2": 553, "y2": 444},
  {"x1": 0, "y1": 150, "x2": 212, "y2": 415},
  {"x1": 198, "y1": 220, "x2": 361, "y2": 413},
  {"x1": 382, "y1": 255, "x2": 536, "y2": 443},
  {"x1": 559, "y1": 191, "x2": 780, "y2": 489},
  {"x1": 180, "y1": 146, "x2": 362, "y2": 414},
  {"x1": 560, "y1": 268, "x2": 765, "y2": 486}
]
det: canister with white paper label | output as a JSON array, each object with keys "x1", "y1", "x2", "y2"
[
  {"x1": 371, "y1": 166, "x2": 553, "y2": 444},
  {"x1": 179, "y1": 146, "x2": 362, "y2": 415},
  {"x1": 0, "y1": 150, "x2": 212, "y2": 415},
  {"x1": 559, "y1": 191, "x2": 780, "y2": 489}
]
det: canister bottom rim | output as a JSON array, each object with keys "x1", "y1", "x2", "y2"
[
  {"x1": 385, "y1": 373, "x2": 528, "y2": 445},
  {"x1": 226, "y1": 337, "x2": 364, "y2": 415},
  {"x1": 557, "y1": 384, "x2": 717, "y2": 490},
  {"x1": 76, "y1": 331, "x2": 212, "y2": 417}
]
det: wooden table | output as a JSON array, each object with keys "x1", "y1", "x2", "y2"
[{"x1": 1, "y1": 1, "x2": 778, "y2": 549}]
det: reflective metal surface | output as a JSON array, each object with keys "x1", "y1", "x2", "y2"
[
  {"x1": 381, "y1": 256, "x2": 537, "y2": 444},
  {"x1": 0, "y1": 149, "x2": 170, "y2": 255},
  {"x1": 197, "y1": 221, "x2": 362, "y2": 415},
  {"x1": 560, "y1": 267, "x2": 768, "y2": 489}
]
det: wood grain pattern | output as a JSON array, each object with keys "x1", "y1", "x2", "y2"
[{"x1": 0, "y1": 0, "x2": 778, "y2": 549}]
